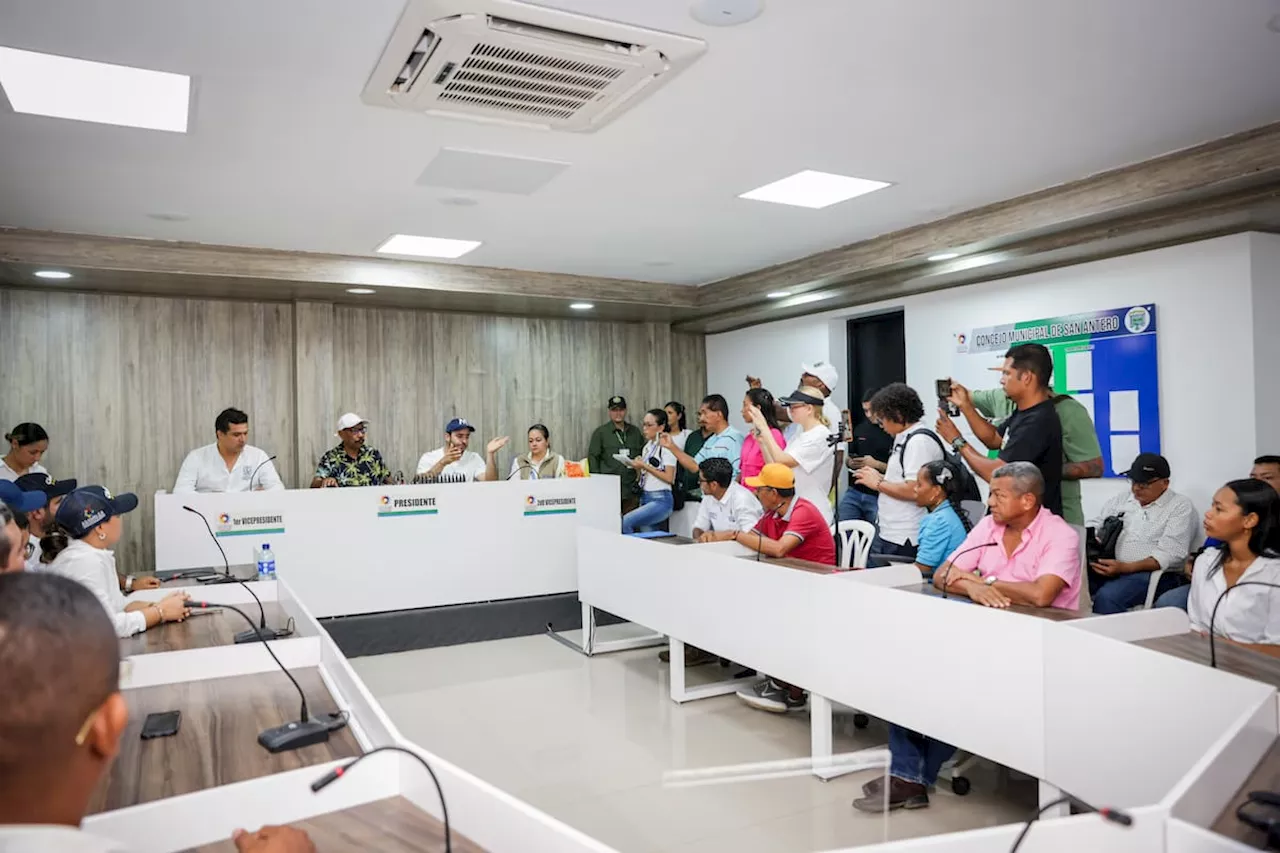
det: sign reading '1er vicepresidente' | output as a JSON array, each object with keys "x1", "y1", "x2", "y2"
[
  {"x1": 953, "y1": 304, "x2": 1160, "y2": 478},
  {"x1": 215, "y1": 511, "x2": 286, "y2": 538}
]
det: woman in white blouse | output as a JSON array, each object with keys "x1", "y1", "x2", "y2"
[
  {"x1": 664, "y1": 401, "x2": 691, "y2": 452},
  {"x1": 746, "y1": 387, "x2": 835, "y2": 526},
  {"x1": 622, "y1": 409, "x2": 677, "y2": 534},
  {"x1": 43, "y1": 486, "x2": 189, "y2": 637},
  {"x1": 0, "y1": 422, "x2": 50, "y2": 482},
  {"x1": 508, "y1": 424, "x2": 567, "y2": 480},
  {"x1": 1187, "y1": 478, "x2": 1280, "y2": 652}
]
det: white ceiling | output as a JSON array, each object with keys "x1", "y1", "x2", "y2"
[{"x1": 1, "y1": 0, "x2": 1278, "y2": 286}]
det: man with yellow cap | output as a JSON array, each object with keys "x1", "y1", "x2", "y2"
[{"x1": 733, "y1": 462, "x2": 835, "y2": 714}]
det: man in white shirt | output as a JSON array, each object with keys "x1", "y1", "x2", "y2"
[
  {"x1": 1087, "y1": 453, "x2": 1199, "y2": 614},
  {"x1": 416, "y1": 418, "x2": 509, "y2": 482},
  {"x1": 174, "y1": 408, "x2": 284, "y2": 493},
  {"x1": 692, "y1": 457, "x2": 763, "y2": 541},
  {"x1": 13, "y1": 473, "x2": 76, "y2": 570},
  {"x1": 854, "y1": 383, "x2": 945, "y2": 564},
  {"x1": 0, "y1": 572, "x2": 316, "y2": 853}
]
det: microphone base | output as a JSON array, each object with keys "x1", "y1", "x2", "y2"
[
  {"x1": 233, "y1": 626, "x2": 294, "y2": 644},
  {"x1": 258, "y1": 719, "x2": 331, "y2": 753},
  {"x1": 197, "y1": 575, "x2": 242, "y2": 585}
]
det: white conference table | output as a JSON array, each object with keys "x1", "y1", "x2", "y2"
[
  {"x1": 572, "y1": 527, "x2": 1280, "y2": 847},
  {"x1": 154, "y1": 476, "x2": 619, "y2": 617}
]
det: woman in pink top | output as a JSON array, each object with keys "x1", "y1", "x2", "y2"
[{"x1": 739, "y1": 388, "x2": 786, "y2": 485}]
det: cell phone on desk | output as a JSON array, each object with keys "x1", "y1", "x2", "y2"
[
  {"x1": 184, "y1": 607, "x2": 221, "y2": 617},
  {"x1": 141, "y1": 710, "x2": 181, "y2": 739}
]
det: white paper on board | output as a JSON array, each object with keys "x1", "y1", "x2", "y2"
[
  {"x1": 1110, "y1": 434, "x2": 1142, "y2": 475},
  {"x1": 1109, "y1": 390, "x2": 1141, "y2": 432},
  {"x1": 1065, "y1": 349, "x2": 1094, "y2": 392},
  {"x1": 1072, "y1": 392, "x2": 1095, "y2": 425}
]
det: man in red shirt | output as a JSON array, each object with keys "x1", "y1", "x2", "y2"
[
  {"x1": 735, "y1": 464, "x2": 835, "y2": 713},
  {"x1": 733, "y1": 463, "x2": 836, "y2": 565}
]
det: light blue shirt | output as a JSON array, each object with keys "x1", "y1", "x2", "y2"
[
  {"x1": 694, "y1": 426, "x2": 746, "y2": 480},
  {"x1": 915, "y1": 502, "x2": 969, "y2": 572}
]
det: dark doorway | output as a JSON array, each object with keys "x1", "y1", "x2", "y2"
[{"x1": 846, "y1": 311, "x2": 906, "y2": 424}]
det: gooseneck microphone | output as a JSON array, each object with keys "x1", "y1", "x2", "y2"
[
  {"x1": 182, "y1": 505, "x2": 292, "y2": 644},
  {"x1": 248, "y1": 455, "x2": 278, "y2": 490},
  {"x1": 1208, "y1": 579, "x2": 1280, "y2": 667},
  {"x1": 311, "y1": 745, "x2": 451, "y2": 853},
  {"x1": 937, "y1": 541, "x2": 998, "y2": 599},
  {"x1": 1009, "y1": 794, "x2": 1132, "y2": 852},
  {"x1": 185, "y1": 600, "x2": 338, "y2": 752}
]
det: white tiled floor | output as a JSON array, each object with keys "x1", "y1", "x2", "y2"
[{"x1": 351, "y1": 628, "x2": 1036, "y2": 852}]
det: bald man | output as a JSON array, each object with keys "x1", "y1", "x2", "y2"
[{"x1": 0, "y1": 572, "x2": 315, "y2": 852}]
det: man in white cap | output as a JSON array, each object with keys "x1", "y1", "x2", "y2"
[{"x1": 311, "y1": 413, "x2": 391, "y2": 488}]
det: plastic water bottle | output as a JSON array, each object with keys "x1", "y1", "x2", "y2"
[{"x1": 257, "y1": 543, "x2": 276, "y2": 581}]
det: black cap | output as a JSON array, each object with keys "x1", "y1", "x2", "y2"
[
  {"x1": 54, "y1": 486, "x2": 139, "y2": 538},
  {"x1": 778, "y1": 388, "x2": 826, "y2": 408},
  {"x1": 1124, "y1": 453, "x2": 1170, "y2": 484},
  {"x1": 607, "y1": 396, "x2": 627, "y2": 410},
  {"x1": 14, "y1": 473, "x2": 77, "y2": 500}
]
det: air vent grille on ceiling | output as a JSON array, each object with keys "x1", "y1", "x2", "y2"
[{"x1": 362, "y1": 0, "x2": 705, "y2": 132}]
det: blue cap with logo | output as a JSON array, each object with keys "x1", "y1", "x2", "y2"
[
  {"x1": 0, "y1": 479, "x2": 47, "y2": 512},
  {"x1": 15, "y1": 472, "x2": 77, "y2": 500},
  {"x1": 445, "y1": 418, "x2": 474, "y2": 434},
  {"x1": 54, "y1": 485, "x2": 139, "y2": 538}
]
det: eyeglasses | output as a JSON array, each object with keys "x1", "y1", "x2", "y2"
[
  {"x1": 697, "y1": 477, "x2": 710, "y2": 486},
  {"x1": 345, "y1": 425, "x2": 367, "y2": 435}
]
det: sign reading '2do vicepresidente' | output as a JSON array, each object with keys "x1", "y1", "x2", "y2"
[{"x1": 953, "y1": 304, "x2": 1160, "y2": 478}]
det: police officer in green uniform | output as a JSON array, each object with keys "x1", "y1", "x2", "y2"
[{"x1": 587, "y1": 396, "x2": 645, "y2": 513}]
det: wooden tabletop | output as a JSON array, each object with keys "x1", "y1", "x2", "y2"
[
  {"x1": 120, "y1": 602, "x2": 292, "y2": 656},
  {"x1": 184, "y1": 796, "x2": 485, "y2": 852},
  {"x1": 756, "y1": 555, "x2": 839, "y2": 574},
  {"x1": 902, "y1": 582, "x2": 1087, "y2": 621},
  {"x1": 1211, "y1": 738, "x2": 1280, "y2": 848},
  {"x1": 87, "y1": 667, "x2": 360, "y2": 815},
  {"x1": 1135, "y1": 633, "x2": 1280, "y2": 688}
]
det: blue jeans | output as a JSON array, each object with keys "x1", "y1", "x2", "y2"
[
  {"x1": 868, "y1": 535, "x2": 916, "y2": 569},
  {"x1": 1155, "y1": 582, "x2": 1190, "y2": 610},
  {"x1": 837, "y1": 488, "x2": 879, "y2": 526},
  {"x1": 889, "y1": 725, "x2": 957, "y2": 786},
  {"x1": 1089, "y1": 569, "x2": 1186, "y2": 615},
  {"x1": 622, "y1": 490, "x2": 673, "y2": 534}
]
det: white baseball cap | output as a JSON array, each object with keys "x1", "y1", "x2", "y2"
[
  {"x1": 335, "y1": 412, "x2": 368, "y2": 434},
  {"x1": 801, "y1": 361, "x2": 839, "y2": 392}
]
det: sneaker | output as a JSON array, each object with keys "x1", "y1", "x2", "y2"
[
  {"x1": 736, "y1": 679, "x2": 807, "y2": 713},
  {"x1": 658, "y1": 646, "x2": 718, "y2": 666},
  {"x1": 852, "y1": 777, "x2": 929, "y2": 813}
]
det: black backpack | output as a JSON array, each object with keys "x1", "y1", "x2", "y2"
[{"x1": 896, "y1": 428, "x2": 983, "y2": 505}]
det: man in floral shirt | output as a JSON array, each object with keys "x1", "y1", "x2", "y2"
[{"x1": 311, "y1": 412, "x2": 392, "y2": 488}]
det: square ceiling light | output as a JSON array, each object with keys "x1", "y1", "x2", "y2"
[
  {"x1": 739, "y1": 170, "x2": 891, "y2": 209},
  {"x1": 376, "y1": 234, "x2": 482, "y2": 259},
  {"x1": 0, "y1": 47, "x2": 190, "y2": 133}
]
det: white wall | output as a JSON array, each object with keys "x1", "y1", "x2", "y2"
[
  {"x1": 1252, "y1": 233, "x2": 1280, "y2": 454},
  {"x1": 707, "y1": 233, "x2": 1270, "y2": 521}
]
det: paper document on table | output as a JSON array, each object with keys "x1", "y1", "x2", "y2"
[
  {"x1": 1109, "y1": 434, "x2": 1142, "y2": 475},
  {"x1": 1072, "y1": 392, "x2": 1095, "y2": 425},
  {"x1": 1109, "y1": 390, "x2": 1141, "y2": 432},
  {"x1": 1065, "y1": 349, "x2": 1093, "y2": 392}
]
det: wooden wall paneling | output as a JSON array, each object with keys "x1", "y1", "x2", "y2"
[
  {"x1": 294, "y1": 302, "x2": 335, "y2": 486},
  {"x1": 671, "y1": 331, "x2": 709, "y2": 415}
]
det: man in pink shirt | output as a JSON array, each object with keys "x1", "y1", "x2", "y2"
[
  {"x1": 932, "y1": 460, "x2": 1081, "y2": 609},
  {"x1": 853, "y1": 461, "x2": 1081, "y2": 813}
]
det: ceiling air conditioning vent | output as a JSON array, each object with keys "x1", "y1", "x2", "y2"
[{"x1": 363, "y1": 0, "x2": 706, "y2": 132}]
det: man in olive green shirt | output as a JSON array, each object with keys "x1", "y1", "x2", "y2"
[
  {"x1": 587, "y1": 395, "x2": 645, "y2": 512},
  {"x1": 970, "y1": 388, "x2": 1103, "y2": 525}
]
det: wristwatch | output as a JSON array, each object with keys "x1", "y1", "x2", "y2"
[{"x1": 950, "y1": 436, "x2": 968, "y2": 453}]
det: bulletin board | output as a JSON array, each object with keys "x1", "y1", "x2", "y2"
[{"x1": 952, "y1": 305, "x2": 1160, "y2": 478}]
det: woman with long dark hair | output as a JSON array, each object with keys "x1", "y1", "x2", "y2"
[
  {"x1": 739, "y1": 388, "x2": 786, "y2": 486},
  {"x1": 622, "y1": 410, "x2": 677, "y2": 534},
  {"x1": 1, "y1": 423, "x2": 49, "y2": 482},
  {"x1": 1187, "y1": 478, "x2": 1280, "y2": 653},
  {"x1": 910, "y1": 459, "x2": 971, "y2": 578}
]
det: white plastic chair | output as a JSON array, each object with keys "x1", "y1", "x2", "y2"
[{"x1": 837, "y1": 519, "x2": 876, "y2": 570}]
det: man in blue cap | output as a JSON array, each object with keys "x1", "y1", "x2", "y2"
[
  {"x1": 0, "y1": 479, "x2": 45, "y2": 574},
  {"x1": 416, "y1": 418, "x2": 510, "y2": 482},
  {"x1": 13, "y1": 474, "x2": 76, "y2": 571}
]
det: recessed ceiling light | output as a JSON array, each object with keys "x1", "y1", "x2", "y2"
[
  {"x1": 739, "y1": 170, "x2": 891, "y2": 209},
  {"x1": 569, "y1": 303, "x2": 594, "y2": 311},
  {"x1": 375, "y1": 234, "x2": 482, "y2": 259},
  {"x1": 346, "y1": 288, "x2": 376, "y2": 295},
  {"x1": 690, "y1": 0, "x2": 765, "y2": 27},
  {"x1": 34, "y1": 270, "x2": 72, "y2": 280},
  {"x1": 0, "y1": 47, "x2": 189, "y2": 133},
  {"x1": 786, "y1": 293, "x2": 831, "y2": 306},
  {"x1": 928, "y1": 252, "x2": 960, "y2": 261},
  {"x1": 767, "y1": 291, "x2": 791, "y2": 299}
]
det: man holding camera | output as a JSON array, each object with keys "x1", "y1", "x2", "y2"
[{"x1": 1087, "y1": 452, "x2": 1199, "y2": 614}]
